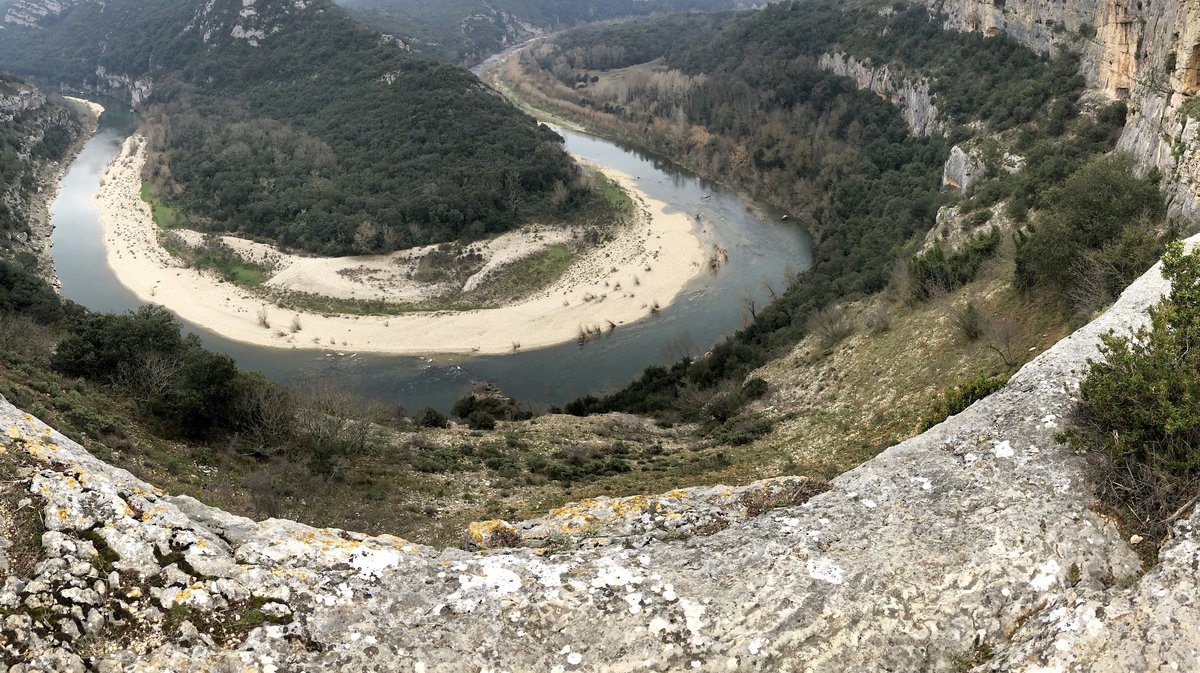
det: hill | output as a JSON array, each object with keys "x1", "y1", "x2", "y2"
[
  {"x1": 0, "y1": 0, "x2": 600, "y2": 255},
  {"x1": 338, "y1": 0, "x2": 755, "y2": 66}
]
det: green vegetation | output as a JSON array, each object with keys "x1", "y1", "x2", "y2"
[
  {"x1": 1180, "y1": 96, "x2": 1200, "y2": 121},
  {"x1": 0, "y1": 74, "x2": 81, "y2": 256},
  {"x1": 414, "y1": 407, "x2": 450, "y2": 428},
  {"x1": 1014, "y1": 153, "x2": 1171, "y2": 314},
  {"x1": 0, "y1": 0, "x2": 606, "y2": 256},
  {"x1": 593, "y1": 170, "x2": 636, "y2": 215},
  {"x1": 518, "y1": 1, "x2": 1090, "y2": 419},
  {"x1": 1076, "y1": 241, "x2": 1200, "y2": 544},
  {"x1": 920, "y1": 371, "x2": 1009, "y2": 431},
  {"x1": 160, "y1": 233, "x2": 268, "y2": 287},
  {"x1": 139, "y1": 182, "x2": 185, "y2": 229},
  {"x1": 907, "y1": 227, "x2": 1001, "y2": 301},
  {"x1": 497, "y1": 0, "x2": 1164, "y2": 429},
  {"x1": 340, "y1": 0, "x2": 744, "y2": 66},
  {"x1": 483, "y1": 244, "x2": 572, "y2": 299}
]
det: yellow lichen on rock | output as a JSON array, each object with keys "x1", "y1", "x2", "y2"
[{"x1": 466, "y1": 519, "x2": 521, "y2": 549}]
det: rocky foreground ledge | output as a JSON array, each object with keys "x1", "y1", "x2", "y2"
[{"x1": 3, "y1": 250, "x2": 1200, "y2": 672}]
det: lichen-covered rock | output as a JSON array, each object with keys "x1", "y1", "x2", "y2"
[{"x1": 2, "y1": 238, "x2": 1200, "y2": 671}]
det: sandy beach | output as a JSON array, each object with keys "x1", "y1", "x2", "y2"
[{"x1": 95, "y1": 135, "x2": 711, "y2": 355}]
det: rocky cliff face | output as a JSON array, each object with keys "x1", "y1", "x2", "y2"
[
  {"x1": 929, "y1": 0, "x2": 1200, "y2": 218},
  {"x1": 3, "y1": 237, "x2": 1198, "y2": 671},
  {"x1": 0, "y1": 76, "x2": 83, "y2": 278},
  {"x1": 0, "y1": 0, "x2": 75, "y2": 28},
  {"x1": 818, "y1": 51, "x2": 944, "y2": 136}
]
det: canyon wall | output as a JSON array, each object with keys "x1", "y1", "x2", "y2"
[
  {"x1": 930, "y1": 0, "x2": 1200, "y2": 218},
  {"x1": 818, "y1": 51, "x2": 944, "y2": 135}
]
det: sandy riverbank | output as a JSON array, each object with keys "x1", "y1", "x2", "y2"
[{"x1": 95, "y1": 135, "x2": 711, "y2": 355}]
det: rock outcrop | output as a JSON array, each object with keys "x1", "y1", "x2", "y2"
[
  {"x1": 818, "y1": 51, "x2": 943, "y2": 136},
  {"x1": 1, "y1": 0, "x2": 75, "y2": 28},
  {"x1": 942, "y1": 144, "x2": 984, "y2": 191},
  {"x1": 929, "y1": 0, "x2": 1200, "y2": 221},
  {"x1": 4, "y1": 236, "x2": 1200, "y2": 670}
]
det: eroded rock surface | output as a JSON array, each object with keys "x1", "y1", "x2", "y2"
[
  {"x1": 818, "y1": 51, "x2": 943, "y2": 136},
  {"x1": 3, "y1": 240, "x2": 1198, "y2": 670}
]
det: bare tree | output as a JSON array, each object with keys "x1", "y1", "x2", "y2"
[
  {"x1": 1068, "y1": 252, "x2": 1115, "y2": 316},
  {"x1": 662, "y1": 331, "x2": 696, "y2": 362},
  {"x1": 242, "y1": 382, "x2": 296, "y2": 447},
  {"x1": 353, "y1": 220, "x2": 379, "y2": 254},
  {"x1": 114, "y1": 353, "x2": 184, "y2": 405},
  {"x1": 807, "y1": 305, "x2": 854, "y2": 349},
  {"x1": 985, "y1": 314, "x2": 1023, "y2": 368},
  {"x1": 0, "y1": 313, "x2": 55, "y2": 361},
  {"x1": 292, "y1": 383, "x2": 387, "y2": 478},
  {"x1": 740, "y1": 293, "x2": 759, "y2": 322}
]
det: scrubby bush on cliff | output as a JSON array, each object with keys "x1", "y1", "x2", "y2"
[
  {"x1": 1076, "y1": 240, "x2": 1200, "y2": 540},
  {"x1": 907, "y1": 226, "x2": 1001, "y2": 301},
  {"x1": 0, "y1": 259, "x2": 69, "y2": 324},
  {"x1": 1014, "y1": 154, "x2": 1167, "y2": 313},
  {"x1": 467, "y1": 410, "x2": 497, "y2": 431},
  {"x1": 920, "y1": 371, "x2": 1009, "y2": 431}
]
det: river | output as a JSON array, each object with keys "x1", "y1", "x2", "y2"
[{"x1": 50, "y1": 99, "x2": 812, "y2": 412}]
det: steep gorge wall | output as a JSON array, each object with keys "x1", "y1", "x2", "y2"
[
  {"x1": 4, "y1": 237, "x2": 1200, "y2": 671},
  {"x1": 818, "y1": 51, "x2": 944, "y2": 135},
  {"x1": 930, "y1": 0, "x2": 1200, "y2": 218}
]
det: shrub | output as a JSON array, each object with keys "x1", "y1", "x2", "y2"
[
  {"x1": 907, "y1": 226, "x2": 1001, "y2": 301},
  {"x1": 712, "y1": 415, "x2": 774, "y2": 446},
  {"x1": 806, "y1": 305, "x2": 853, "y2": 349},
  {"x1": 414, "y1": 406, "x2": 449, "y2": 428},
  {"x1": 467, "y1": 410, "x2": 497, "y2": 430},
  {"x1": 741, "y1": 377, "x2": 769, "y2": 400},
  {"x1": 920, "y1": 371, "x2": 1009, "y2": 430},
  {"x1": 1015, "y1": 154, "x2": 1163, "y2": 296},
  {"x1": 1077, "y1": 240, "x2": 1200, "y2": 541},
  {"x1": 951, "y1": 300, "x2": 984, "y2": 341},
  {"x1": 864, "y1": 303, "x2": 892, "y2": 333}
]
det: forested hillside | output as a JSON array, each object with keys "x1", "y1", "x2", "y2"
[
  {"x1": 496, "y1": 2, "x2": 1146, "y2": 420},
  {"x1": 0, "y1": 0, "x2": 601, "y2": 255},
  {"x1": 338, "y1": 0, "x2": 752, "y2": 66},
  {"x1": 0, "y1": 73, "x2": 81, "y2": 271}
]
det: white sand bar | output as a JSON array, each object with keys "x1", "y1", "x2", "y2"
[{"x1": 95, "y1": 135, "x2": 711, "y2": 355}]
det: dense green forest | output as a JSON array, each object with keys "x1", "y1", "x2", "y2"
[
  {"x1": 0, "y1": 74, "x2": 81, "y2": 267},
  {"x1": 338, "y1": 0, "x2": 748, "y2": 66},
  {"x1": 521, "y1": 2, "x2": 1137, "y2": 419},
  {"x1": 0, "y1": 0, "x2": 602, "y2": 255}
]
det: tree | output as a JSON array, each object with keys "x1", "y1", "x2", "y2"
[{"x1": 1078, "y1": 240, "x2": 1200, "y2": 539}]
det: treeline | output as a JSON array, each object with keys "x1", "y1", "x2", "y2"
[
  {"x1": 0, "y1": 255, "x2": 385, "y2": 480},
  {"x1": 340, "y1": 0, "x2": 745, "y2": 67},
  {"x1": 0, "y1": 0, "x2": 603, "y2": 256},
  {"x1": 519, "y1": 1, "x2": 1108, "y2": 418}
]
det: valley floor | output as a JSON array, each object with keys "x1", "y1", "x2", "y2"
[{"x1": 93, "y1": 135, "x2": 710, "y2": 355}]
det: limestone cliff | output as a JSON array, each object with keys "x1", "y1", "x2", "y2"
[
  {"x1": 928, "y1": 0, "x2": 1200, "y2": 219},
  {"x1": 0, "y1": 76, "x2": 84, "y2": 280},
  {"x1": 818, "y1": 51, "x2": 944, "y2": 136},
  {"x1": 3, "y1": 237, "x2": 1199, "y2": 671}
]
